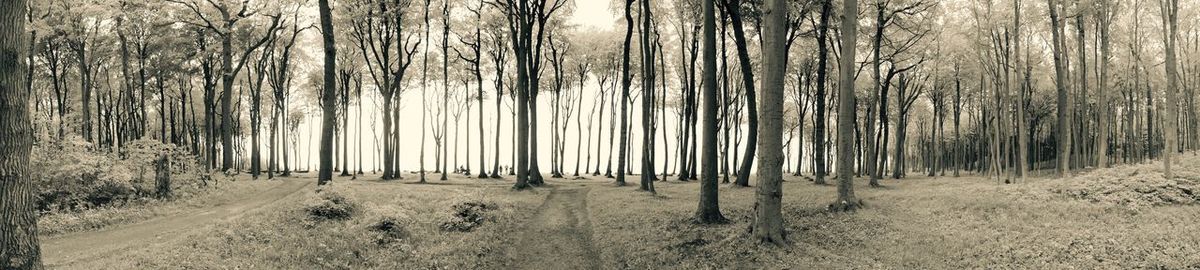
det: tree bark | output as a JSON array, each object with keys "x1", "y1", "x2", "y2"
[
  {"x1": 617, "y1": 0, "x2": 634, "y2": 186},
  {"x1": 317, "y1": 0, "x2": 337, "y2": 185},
  {"x1": 813, "y1": 0, "x2": 831, "y2": 185},
  {"x1": 1049, "y1": 0, "x2": 1072, "y2": 178},
  {"x1": 1, "y1": 0, "x2": 42, "y2": 266},
  {"x1": 750, "y1": 0, "x2": 787, "y2": 244},
  {"x1": 832, "y1": 0, "x2": 862, "y2": 211},
  {"x1": 725, "y1": 0, "x2": 759, "y2": 187},
  {"x1": 1160, "y1": 0, "x2": 1180, "y2": 178}
]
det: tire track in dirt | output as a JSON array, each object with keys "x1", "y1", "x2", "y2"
[
  {"x1": 509, "y1": 186, "x2": 601, "y2": 270},
  {"x1": 40, "y1": 178, "x2": 313, "y2": 268}
]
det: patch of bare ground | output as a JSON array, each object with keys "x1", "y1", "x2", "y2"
[{"x1": 503, "y1": 185, "x2": 601, "y2": 270}]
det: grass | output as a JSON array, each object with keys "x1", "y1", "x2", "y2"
[
  {"x1": 51, "y1": 159, "x2": 1200, "y2": 269},
  {"x1": 37, "y1": 173, "x2": 261, "y2": 236},
  {"x1": 588, "y1": 173, "x2": 1200, "y2": 269},
  {"x1": 77, "y1": 173, "x2": 547, "y2": 269}
]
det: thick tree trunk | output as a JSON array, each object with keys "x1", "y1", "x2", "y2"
[
  {"x1": 750, "y1": 0, "x2": 787, "y2": 244},
  {"x1": 832, "y1": 0, "x2": 862, "y2": 212},
  {"x1": 1, "y1": 0, "x2": 42, "y2": 266},
  {"x1": 1049, "y1": 0, "x2": 1072, "y2": 178},
  {"x1": 696, "y1": 0, "x2": 720, "y2": 223},
  {"x1": 1161, "y1": 0, "x2": 1180, "y2": 178}
]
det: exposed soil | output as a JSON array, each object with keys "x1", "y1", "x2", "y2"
[{"x1": 507, "y1": 185, "x2": 602, "y2": 270}]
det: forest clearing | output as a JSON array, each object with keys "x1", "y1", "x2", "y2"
[
  {"x1": 3, "y1": 0, "x2": 1200, "y2": 268},
  {"x1": 30, "y1": 157, "x2": 1200, "y2": 269}
]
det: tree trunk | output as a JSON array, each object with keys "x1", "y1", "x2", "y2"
[
  {"x1": 617, "y1": 0, "x2": 634, "y2": 186},
  {"x1": 696, "y1": 0, "x2": 720, "y2": 223},
  {"x1": 1, "y1": 0, "x2": 42, "y2": 266},
  {"x1": 639, "y1": 0, "x2": 657, "y2": 192},
  {"x1": 813, "y1": 0, "x2": 831, "y2": 185},
  {"x1": 750, "y1": 0, "x2": 787, "y2": 244},
  {"x1": 317, "y1": 0, "x2": 337, "y2": 185},
  {"x1": 1049, "y1": 0, "x2": 1072, "y2": 178},
  {"x1": 1160, "y1": 0, "x2": 1180, "y2": 178},
  {"x1": 832, "y1": 0, "x2": 862, "y2": 212},
  {"x1": 727, "y1": 0, "x2": 759, "y2": 187}
]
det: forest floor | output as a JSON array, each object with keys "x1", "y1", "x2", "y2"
[
  {"x1": 40, "y1": 175, "x2": 312, "y2": 268},
  {"x1": 40, "y1": 157, "x2": 1200, "y2": 269}
]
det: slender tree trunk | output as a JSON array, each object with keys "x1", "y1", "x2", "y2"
[
  {"x1": 726, "y1": 0, "x2": 759, "y2": 187},
  {"x1": 813, "y1": 0, "x2": 831, "y2": 185},
  {"x1": 317, "y1": 0, "x2": 337, "y2": 185},
  {"x1": 1160, "y1": 0, "x2": 1180, "y2": 178},
  {"x1": 617, "y1": 0, "x2": 634, "y2": 186},
  {"x1": 639, "y1": 0, "x2": 657, "y2": 192}
]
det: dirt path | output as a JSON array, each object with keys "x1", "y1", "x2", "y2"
[
  {"x1": 40, "y1": 178, "x2": 312, "y2": 268},
  {"x1": 509, "y1": 186, "x2": 602, "y2": 270}
]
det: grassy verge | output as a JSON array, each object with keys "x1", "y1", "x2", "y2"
[
  {"x1": 37, "y1": 173, "x2": 269, "y2": 236},
  {"x1": 588, "y1": 175, "x2": 1200, "y2": 269},
  {"x1": 83, "y1": 174, "x2": 546, "y2": 269}
]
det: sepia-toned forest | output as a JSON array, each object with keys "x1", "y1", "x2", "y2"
[{"x1": 2, "y1": 0, "x2": 1199, "y2": 268}]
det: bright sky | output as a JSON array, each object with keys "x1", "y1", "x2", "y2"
[{"x1": 568, "y1": 0, "x2": 617, "y2": 31}]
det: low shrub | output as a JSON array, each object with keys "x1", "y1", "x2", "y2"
[
  {"x1": 440, "y1": 201, "x2": 497, "y2": 232},
  {"x1": 305, "y1": 189, "x2": 358, "y2": 221}
]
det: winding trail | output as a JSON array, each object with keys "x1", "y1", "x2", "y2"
[
  {"x1": 40, "y1": 178, "x2": 312, "y2": 268},
  {"x1": 510, "y1": 186, "x2": 602, "y2": 270}
]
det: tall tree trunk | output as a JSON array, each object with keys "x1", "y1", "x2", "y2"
[
  {"x1": 813, "y1": 0, "x2": 831, "y2": 185},
  {"x1": 1160, "y1": 0, "x2": 1180, "y2": 178},
  {"x1": 639, "y1": 0, "x2": 657, "y2": 192},
  {"x1": 617, "y1": 0, "x2": 634, "y2": 186},
  {"x1": 750, "y1": 0, "x2": 787, "y2": 244},
  {"x1": 1049, "y1": 0, "x2": 1072, "y2": 178},
  {"x1": 832, "y1": 0, "x2": 862, "y2": 212},
  {"x1": 726, "y1": 0, "x2": 759, "y2": 187},
  {"x1": 1, "y1": 0, "x2": 42, "y2": 266},
  {"x1": 317, "y1": 0, "x2": 337, "y2": 185},
  {"x1": 1096, "y1": 0, "x2": 1111, "y2": 168}
]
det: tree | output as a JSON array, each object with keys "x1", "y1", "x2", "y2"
[
  {"x1": 317, "y1": 0, "x2": 337, "y2": 185},
  {"x1": 832, "y1": 0, "x2": 862, "y2": 212},
  {"x1": 1, "y1": 0, "x2": 42, "y2": 267},
  {"x1": 724, "y1": 0, "x2": 758, "y2": 187},
  {"x1": 1096, "y1": 0, "x2": 1114, "y2": 169},
  {"x1": 452, "y1": 0, "x2": 487, "y2": 179},
  {"x1": 617, "y1": 0, "x2": 634, "y2": 187},
  {"x1": 639, "y1": 0, "x2": 658, "y2": 193},
  {"x1": 486, "y1": 17, "x2": 508, "y2": 178},
  {"x1": 812, "y1": 0, "x2": 831, "y2": 185},
  {"x1": 695, "y1": 0, "x2": 727, "y2": 224},
  {"x1": 440, "y1": 0, "x2": 451, "y2": 181},
  {"x1": 171, "y1": 0, "x2": 282, "y2": 172},
  {"x1": 750, "y1": 0, "x2": 788, "y2": 244},
  {"x1": 348, "y1": 0, "x2": 419, "y2": 180},
  {"x1": 1159, "y1": 0, "x2": 1179, "y2": 178},
  {"x1": 1048, "y1": 0, "x2": 1072, "y2": 178}
]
